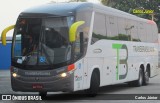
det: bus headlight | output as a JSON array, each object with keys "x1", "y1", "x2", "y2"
[
  {"x1": 12, "y1": 73, "x2": 17, "y2": 78},
  {"x1": 61, "y1": 73, "x2": 67, "y2": 78}
]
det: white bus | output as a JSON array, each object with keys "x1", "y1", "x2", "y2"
[{"x1": 1, "y1": 2, "x2": 159, "y2": 97}]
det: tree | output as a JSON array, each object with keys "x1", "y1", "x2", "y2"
[{"x1": 100, "y1": 0, "x2": 160, "y2": 32}]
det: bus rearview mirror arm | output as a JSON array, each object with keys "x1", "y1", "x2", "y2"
[
  {"x1": 69, "y1": 21, "x2": 85, "y2": 42},
  {"x1": 80, "y1": 32, "x2": 84, "y2": 54},
  {"x1": 1, "y1": 25, "x2": 15, "y2": 45}
]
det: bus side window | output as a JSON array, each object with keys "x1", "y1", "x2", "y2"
[
  {"x1": 107, "y1": 16, "x2": 118, "y2": 40},
  {"x1": 117, "y1": 18, "x2": 128, "y2": 41},
  {"x1": 138, "y1": 22, "x2": 147, "y2": 42},
  {"x1": 91, "y1": 13, "x2": 106, "y2": 44},
  {"x1": 146, "y1": 24, "x2": 153, "y2": 42},
  {"x1": 152, "y1": 25, "x2": 158, "y2": 43},
  {"x1": 130, "y1": 20, "x2": 139, "y2": 42}
]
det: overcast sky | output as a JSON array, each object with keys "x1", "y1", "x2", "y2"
[{"x1": 0, "y1": 0, "x2": 100, "y2": 37}]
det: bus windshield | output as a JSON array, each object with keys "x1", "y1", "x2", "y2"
[{"x1": 12, "y1": 17, "x2": 74, "y2": 66}]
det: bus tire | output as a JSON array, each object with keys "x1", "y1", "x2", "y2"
[
  {"x1": 39, "y1": 92, "x2": 47, "y2": 98},
  {"x1": 143, "y1": 69, "x2": 149, "y2": 85},
  {"x1": 129, "y1": 68, "x2": 143, "y2": 87},
  {"x1": 134, "y1": 68, "x2": 144, "y2": 87},
  {"x1": 85, "y1": 71, "x2": 100, "y2": 97}
]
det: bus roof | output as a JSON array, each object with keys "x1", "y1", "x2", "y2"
[
  {"x1": 21, "y1": 2, "x2": 93, "y2": 17},
  {"x1": 21, "y1": 2, "x2": 155, "y2": 24}
]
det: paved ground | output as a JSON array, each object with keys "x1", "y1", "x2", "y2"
[
  {"x1": 0, "y1": 70, "x2": 10, "y2": 77},
  {"x1": 0, "y1": 70, "x2": 160, "y2": 103}
]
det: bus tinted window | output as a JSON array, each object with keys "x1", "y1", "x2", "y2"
[
  {"x1": 92, "y1": 13, "x2": 106, "y2": 44},
  {"x1": 107, "y1": 17, "x2": 118, "y2": 40},
  {"x1": 138, "y1": 23, "x2": 147, "y2": 42},
  {"x1": 130, "y1": 20, "x2": 139, "y2": 42},
  {"x1": 118, "y1": 18, "x2": 129, "y2": 41},
  {"x1": 146, "y1": 24, "x2": 153, "y2": 42},
  {"x1": 152, "y1": 25, "x2": 158, "y2": 42}
]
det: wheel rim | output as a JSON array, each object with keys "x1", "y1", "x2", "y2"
[
  {"x1": 139, "y1": 71, "x2": 143, "y2": 85},
  {"x1": 145, "y1": 72, "x2": 149, "y2": 83}
]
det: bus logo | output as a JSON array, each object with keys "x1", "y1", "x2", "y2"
[
  {"x1": 2, "y1": 95, "x2": 11, "y2": 100},
  {"x1": 112, "y1": 43, "x2": 128, "y2": 80},
  {"x1": 39, "y1": 56, "x2": 46, "y2": 63}
]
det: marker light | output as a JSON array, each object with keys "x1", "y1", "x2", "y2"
[
  {"x1": 61, "y1": 73, "x2": 67, "y2": 77},
  {"x1": 12, "y1": 73, "x2": 17, "y2": 78},
  {"x1": 147, "y1": 20, "x2": 155, "y2": 24},
  {"x1": 67, "y1": 64, "x2": 75, "y2": 71}
]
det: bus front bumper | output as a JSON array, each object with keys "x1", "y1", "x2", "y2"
[{"x1": 11, "y1": 73, "x2": 74, "y2": 92}]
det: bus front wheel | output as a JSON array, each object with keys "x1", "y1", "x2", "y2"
[{"x1": 85, "y1": 71, "x2": 100, "y2": 97}]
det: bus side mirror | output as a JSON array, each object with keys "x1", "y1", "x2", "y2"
[
  {"x1": 1, "y1": 25, "x2": 15, "y2": 45},
  {"x1": 69, "y1": 21, "x2": 85, "y2": 42}
]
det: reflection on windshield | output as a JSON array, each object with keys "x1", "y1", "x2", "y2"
[{"x1": 12, "y1": 17, "x2": 74, "y2": 66}]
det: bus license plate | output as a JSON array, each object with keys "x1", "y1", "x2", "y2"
[{"x1": 32, "y1": 84, "x2": 43, "y2": 89}]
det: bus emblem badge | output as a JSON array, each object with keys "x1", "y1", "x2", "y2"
[{"x1": 39, "y1": 56, "x2": 46, "y2": 63}]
